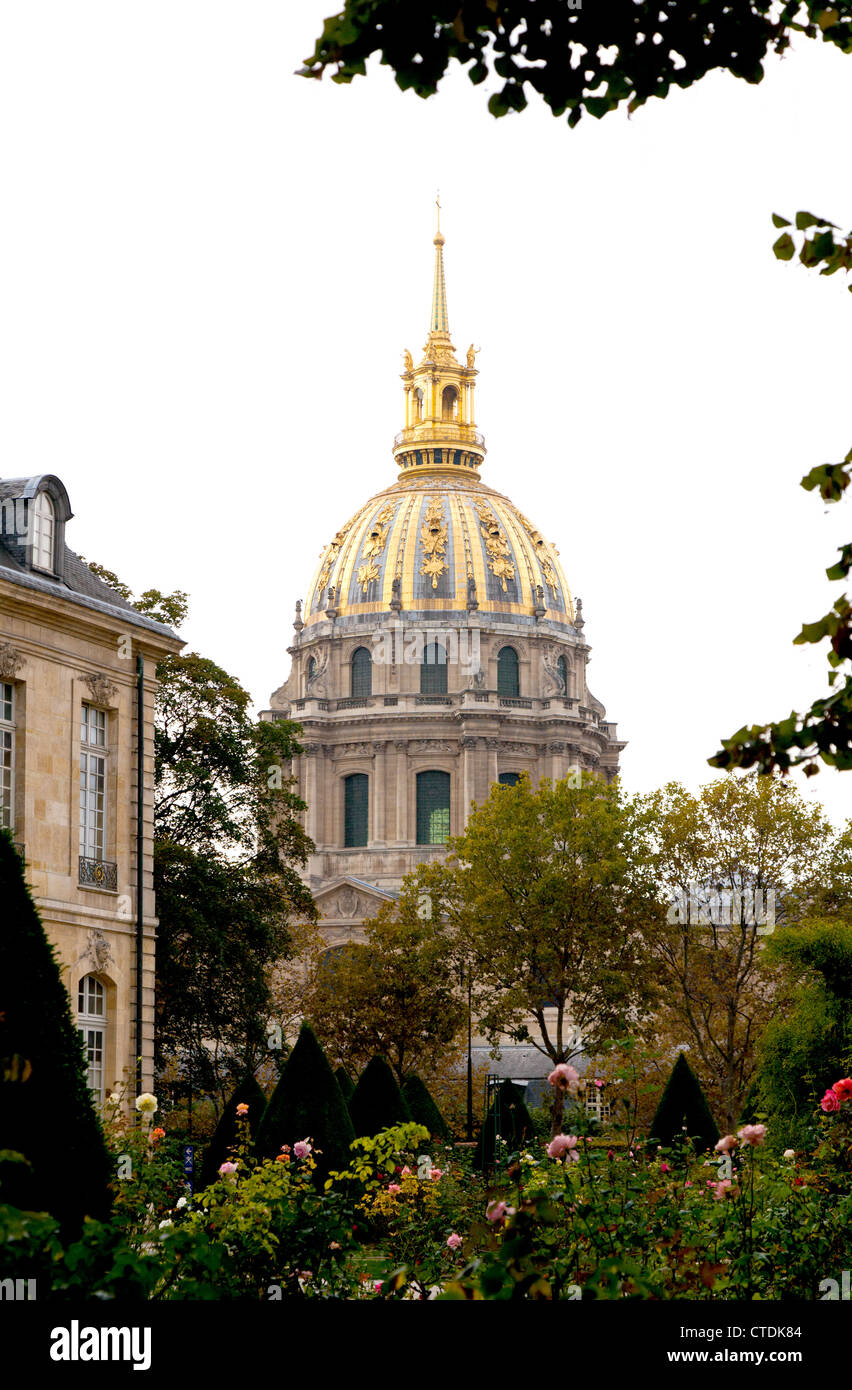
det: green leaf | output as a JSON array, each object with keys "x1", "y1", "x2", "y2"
[
  {"x1": 773, "y1": 233, "x2": 796, "y2": 261},
  {"x1": 771, "y1": 213, "x2": 792, "y2": 228}
]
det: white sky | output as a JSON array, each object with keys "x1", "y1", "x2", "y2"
[{"x1": 1, "y1": 3, "x2": 850, "y2": 829}]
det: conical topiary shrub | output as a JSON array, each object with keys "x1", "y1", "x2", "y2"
[
  {"x1": 335, "y1": 1066, "x2": 355, "y2": 1105},
  {"x1": 349, "y1": 1056, "x2": 413, "y2": 1139},
  {"x1": 254, "y1": 1023, "x2": 355, "y2": 1181},
  {"x1": 474, "y1": 1080, "x2": 535, "y2": 1171},
  {"x1": 402, "y1": 1074, "x2": 449, "y2": 1142},
  {"x1": 649, "y1": 1053, "x2": 719, "y2": 1151},
  {"x1": 199, "y1": 1073, "x2": 268, "y2": 1190},
  {"x1": 0, "y1": 831, "x2": 113, "y2": 1235}
]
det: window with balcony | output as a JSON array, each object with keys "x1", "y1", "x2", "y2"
[
  {"x1": 0, "y1": 682, "x2": 14, "y2": 833},
  {"x1": 79, "y1": 703, "x2": 115, "y2": 887},
  {"x1": 343, "y1": 772, "x2": 369, "y2": 847},
  {"x1": 420, "y1": 641, "x2": 447, "y2": 694},
  {"x1": 416, "y1": 770, "x2": 450, "y2": 845},
  {"x1": 77, "y1": 974, "x2": 106, "y2": 1105}
]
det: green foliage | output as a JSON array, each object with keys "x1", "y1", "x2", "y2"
[
  {"x1": 306, "y1": 881, "x2": 466, "y2": 1083},
  {"x1": 199, "y1": 1074, "x2": 269, "y2": 1191},
  {"x1": 474, "y1": 1081, "x2": 535, "y2": 1172},
  {"x1": 756, "y1": 919, "x2": 852, "y2": 1147},
  {"x1": 335, "y1": 1066, "x2": 355, "y2": 1103},
  {"x1": 301, "y1": 2, "x2": 852, "y2": 129},
  {"x1": 711, "y1": 214, "x2": 852, "y2": 776},
  {"x1": 349, "y1": 1056, "x2": 413, "y2": 1139},
  {"x1": 0, "y1": 832, "x2": 112, "y2": 1236},
  {"x1": 648, "y1": 1054, "x2": 719, "y2": 1151},
  {"x1": 402, "y1": 1074, "x2": 449, "y2": 1141},
  {"x1": 255, "y1": 1024, "x2": 355, "y2": 1181}
]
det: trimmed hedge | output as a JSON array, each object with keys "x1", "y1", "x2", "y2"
[
  {"x1": 401, "y1": 1073, "x2": 448, "y2": 1141},
  {"x1": 0, "y1": 831, "x2": 113, "y2": 1235},
  {"x1": 199, "y1": 1074, "x2": 268, "y2": 1190},
  {"x1": 649, "y1": 1053, "x2": 719, "y2": 1151},
  {"x1": 349, "y1": 1056, "x2": 412, "y2": 1139},
  {"x1": 254, "y1": 1024, "x2": 354, "y2": 1180}
]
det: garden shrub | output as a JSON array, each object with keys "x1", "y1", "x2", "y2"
[
  {"x1": 473, "y1": 1080, "x2": 535, "y2": 1171},
  {"x1": 199, "y1": 1074, "x2": 268, "y2": 1190},
  {"x1": 349, "y1": 1056, "x2": 412, "y2": 1138},
  {"x1": 254, "y1": 1023, "x2": 354, "y2": 1181},
  {"x1": 648, "y1": 1052, "x2": 719, "y2": 1151},
  {"x1": 335, "y1": 1065, "x2": 355, "y2": 1104},
  {"x1": 0, "y1": 831, "x2": 112, "y2": 1235},
  {"x1": 401, "y1": 1073, "x2": 449, "y2": 1141}
]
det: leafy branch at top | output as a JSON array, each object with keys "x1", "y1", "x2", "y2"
[{"x1": 710, "y1": 213, "x2": 852, "y2": 777}]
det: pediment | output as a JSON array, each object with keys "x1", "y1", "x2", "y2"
[{"x1": 313, "y1": 875, "x2": 397, "y2": 923}]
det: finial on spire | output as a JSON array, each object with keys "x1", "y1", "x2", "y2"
[{"x1": 431, "y1": 198, "x2": 449, "y2": 335}]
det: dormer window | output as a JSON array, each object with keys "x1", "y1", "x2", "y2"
[{"x1": 32, "y1": 491, "x2": 55, "y2": 572}]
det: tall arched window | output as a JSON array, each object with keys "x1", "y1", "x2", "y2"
[
  {"x1": 416, "y1": 770, "x2": 451, "y2": 845},
  {"x1": 77, "y1": 974, "x2": 106, "y2": 1104},
  {"x1": 441, "y1": 385, "x2": 458, "y2": 421},
  {"x1": 413, "y1": 387, "x2": 424, "y2": 422},
  {"x1": 497, "y1": 646, "x2": 520, "y2": 698},
  {"x1": 351, "y1": 647, "x2": 372, "y2": 697},
  {"x1": 306, "y1": 656, "x2": 316, "y2": 691},
  {"x1": 343, "y1": 772, "x2": 369, "y2": 847},
  {"x1": 32, "y1": 491, "x2": 55, "y2": 571},
  {"x1": 420, "y1": 641, "x2": 447, "y2": 695},
  {"x1": 557, "y1": 655, "x2": 568, "y2": 696}
]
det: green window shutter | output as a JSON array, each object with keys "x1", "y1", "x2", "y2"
[
  {"x1": 344, "y1": 773, "x2": 369, "y2": 847},
  {"x1": 420, "y1": 642, "x2": 448, "y2": 694},
  {"x1": 498, "y1": 772, "x2": 520, "y2": 787},
  {"x1": 351, "y1": 647, "x2": 372, "y2": 697},
  {"x1": 497, "y1": 646, "x2": 519, "y2": 697},
  {"x1": 416, "y1": 770, "x2": 450, "y2": 845}
]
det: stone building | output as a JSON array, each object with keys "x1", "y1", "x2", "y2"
[
  {"x1": 0, "y1": 474, "x2": 182, "y2": 1102},
  {"x1": 264, "y1": 222, "x2": 624, "y2": 953}
]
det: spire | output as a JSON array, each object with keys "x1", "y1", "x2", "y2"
[{"x1": 431, "y1": 193, "x2": 449, "y2": 335}]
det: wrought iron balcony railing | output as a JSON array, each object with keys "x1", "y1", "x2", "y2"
[{"x1": 79, "y1": 856, "x2": 118, "y2": 890}]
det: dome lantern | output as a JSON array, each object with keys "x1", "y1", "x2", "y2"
[{"x1": 394, "y1": 200, "x2": 486, "y2": 481}]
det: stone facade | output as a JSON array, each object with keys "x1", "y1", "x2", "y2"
[{"x1": 0, "y1": 474, "x2": 182, "y2": 1103}]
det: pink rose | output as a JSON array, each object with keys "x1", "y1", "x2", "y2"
[
  {"x1": 388, "y1": 1183, "x2": 402, "y2": 1195},
  {"x1": 293, "y1": 1140, "x2": 312, "y2": 1159},
  {"x1": 235, "y1": 1102, "x2": 249, "y2": 1116},
  {"x1": 821, "y1": 1089, "x2": 841, "y2": 1113},
  {"x1": 400, "y1": 1165, "x2": 412, "y2": 1176},
  {"x1": 714, "y1": 1134, "x2": 737, "y2": 1153},
  {"x1": 486, "y1": 1200, "x2": 509, "y2": 1223},
  {"x1": 547, "y1": 1063, "x2": 581, "y2": 1093},
  {"x1": 218, "y1": 1161, "x2": 238, "y2": 1177},
  {"x1": 712, "y1": 1179, "x2": 733, "y2": 1201},
  {"x1": 429, "y1": 1168, "x2": 443, "y2": 1180},
  {"x1": 737, "y1": 1124, "x2": 767, "y2": 1147},
  {"x1": 547, "y1": 1133, "x2": 580, "y2": 1161},
  {"x1": 832, "y1": 1078, "x2": 852, "y2": 1102},
  {"x1": 660, "y1": 1162, "x2": 670, "y2": 1173},
  {"x1": 446, "y1": 1232, "x2": 462, "y2": 1250}
]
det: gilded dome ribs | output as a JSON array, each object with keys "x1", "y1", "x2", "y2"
[
  {"x1": 419, "y1": 496, "x2": 450, "y2": 590},
  {"x1": 474, "y1": 498, "x2": 516, "y2": 594}
]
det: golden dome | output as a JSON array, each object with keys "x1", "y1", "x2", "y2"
[
  {"x1": 304, "y1": 474, "x2": 574, "y2": 629},
  {"x1": 303, "y1": 216, "x2": 575, "y2": 632}
]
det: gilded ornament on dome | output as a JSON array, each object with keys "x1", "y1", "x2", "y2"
[
  {"x1": 356, "y1": 559, "x2": 381, "y2": 593},
  {"x1": 361, "y1": 503, "x2": 395, "y2": 560},
  {"x1": 317, "y1": 519, "x2": 354, "y2": 594},
  {"x1": 474, "y1": 499, "x2": 515, "y2": 593},
  {"x1": 514, "y1": 508, "x2": 559, "y2": 593},
  {"x1": 419, "y1": 496, "x2": 449, "y2": 590}
]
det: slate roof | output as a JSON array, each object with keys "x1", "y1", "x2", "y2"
[{"x1": 0, "y1": 475, "x2": 181, "y2": 642}]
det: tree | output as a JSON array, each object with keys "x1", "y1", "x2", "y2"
[
  {"x1": 712, "y1": 215, "x2": 852, "y2": 777},
  {"x1": 335, "y1": 1066, "x2": 356, "y2": 1104},
  {"x1": 401, "y1": 1074, "x2": 449, "y2": 1142},
  {"x1": 349, "y1": 1056, "x2": 413, "y2": 1139},
  {"x1": 755, "y1": 917, "x2": 852, "y2": 1148},
  {"x1": 637, "y1": 773, "x2": 831, "y2": 1129},
  {"x1": 0, "y1": 832, "x2": 113, "y2": 1236},
  {"x1": 198, "y1": 1073, "x2": 269, "y2": 1190},
  {"x1": 648, "y1": 1053, "x2": 719, "y2": 1151},
  {"x1": 255, "y1": 1024, "x2": 355, "y2": 1181},
  {"x1": 424, "y1": 773, "x2": 663, "y2": 1135},
  {"x1": 82, "y1": 564, "x2": 316, "y2": 1102},
  {"x1": 304, "y1": 879, "x2": 466, "y2": 1084},
  {"x1": 301, "y1": 2, "x2": 852, "y2": 127}
]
